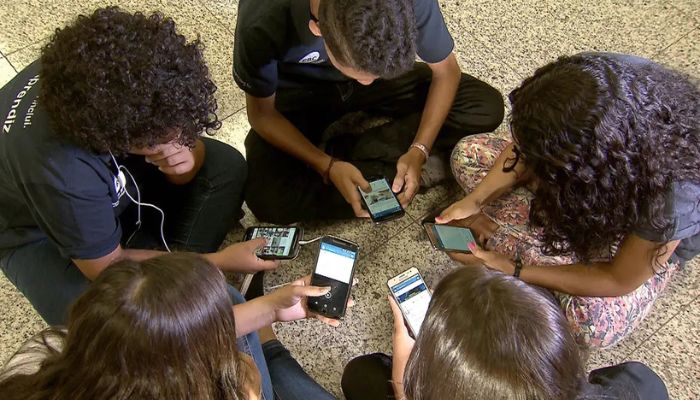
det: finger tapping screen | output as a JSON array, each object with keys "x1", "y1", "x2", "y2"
[
  {"x1": 315, "y1": 242, "x2": 356, "y2": 284},
  {"x1": 360, "y1": 179, "x2": 402, "y2": 218},
  {"x1": 391, "y1": 274, "x2": 431, "y2": 334},
  {"x1": 252, "y1": 227, "x2": 296, "y2": 256},
  {"x1": 433, "y1": 225, "x2": 476, "y2": 251}
]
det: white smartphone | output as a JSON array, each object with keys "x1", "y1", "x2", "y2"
[{"x1": 387, "y1": 267, "x2": 432, "y2": 337}]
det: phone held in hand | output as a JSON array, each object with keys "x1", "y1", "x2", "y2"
[
  {"x1": 388, "y1": 267, "x2": 432, "y2": 337},
  {"x1": 358, "y1": 176, "x2": 405, "y2": 223},
  {"x1": 307, "y1": 236, "x2": 360, "y2": 319},
  {"x1": 243, "y1": 226, "x2": 303, "y2": 260},
  {"x1": 423, "y1": 222, "x2": 478, "y2": 254}
]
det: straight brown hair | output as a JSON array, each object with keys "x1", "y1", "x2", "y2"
[
  {"x1": 404, "y1": 266, "x2": 584, "y2": 400},
  {"x1": 0, "y1": 253, "x2": 252, "y2": 400}
]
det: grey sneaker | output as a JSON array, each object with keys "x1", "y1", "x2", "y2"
[{"x1": 420, "y1": 154, "x2": 448, "y2": 188}]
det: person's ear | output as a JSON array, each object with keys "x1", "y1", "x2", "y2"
[{"x1": 308, "y1": 19, "x2": 322, "y2": 37}]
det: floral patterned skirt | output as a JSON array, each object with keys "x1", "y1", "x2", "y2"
[{"x1": 450, "y1": 133, "x2": 681, "y2": 348}]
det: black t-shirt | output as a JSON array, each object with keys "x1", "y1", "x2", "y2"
[
  {"x1": 0, "y1": 61, "x2": 131, "y2": 259},
  {"x1": 233, "y1": 0, "x2": 455, "y2": 98},
  {"x1": 581, "y1": 361, "x2": 668, "y2": 400}
]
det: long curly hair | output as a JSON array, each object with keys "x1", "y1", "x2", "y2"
[
  {"x1": 39, "y1": 7, "x2": 220, "y2": 154},
  {"x1": 318, "y1": 0, "x2": 417, "y2": 79},
  {"x1": 0, "y1": 253, "x2": 255, "y2": 400},
  {"x1": 509, "y1": 54, "x2": 700, "y2": 262}
]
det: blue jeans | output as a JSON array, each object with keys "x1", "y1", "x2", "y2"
[
  {"x1": 0, "y1": 138, "x2": 247, "y2": 325},
  {"x1": 227, "y1": 287, "x2": 335, "y2": 400},
  {"x1": 262, "y1": 340, "x2": 336, "y2": 400}
]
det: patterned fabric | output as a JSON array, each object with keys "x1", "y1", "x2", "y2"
[{"x1": 450, "y1": 133, "x2": 682, "y2": 348}]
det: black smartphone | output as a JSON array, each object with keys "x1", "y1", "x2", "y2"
[
  {"x1": 243, "y1": 226, "x2": 303, "y2": 260},
  {"x1": 307, "y1": 236, "x2": 360, "y2": 319},
  {"x1": 358, "y1": 176, "x2": 405, "y2": 223},
  {"x1": 423, "y1": 222, "x2": 478, "y2": 253}
]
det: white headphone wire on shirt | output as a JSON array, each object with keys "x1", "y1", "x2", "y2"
[{"x1": 109, "y1": 152, "x2": 171, "y2": 252}]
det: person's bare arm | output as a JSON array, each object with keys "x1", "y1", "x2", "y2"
[
  {"x1": 438, "y1": 143, "x2": 531, "y2": 222},
  {"x1": 246, "y1": 94, "x2": 331, "y2": 174},
  {"x1": 414, "y1": 53, "x2": 462, "y2": 149},
  {"x1": 73, "y1": 238, "x2": 281, "y2": 281},
  {"x1": 246, "y1": 94, "x2": 371, "y2": 217},
  {"x1": 393, "y1": 53, "x2": 462, "y2": 205},
  {"x1": 520, "y1": 236, "x2": 680, "y2": 297},
  {"x1": 73, "y1": 245, "x2": 163, "y2": 281},
  {"x1": 461, "y1": 234, "x2": 680, "y2": 297}
]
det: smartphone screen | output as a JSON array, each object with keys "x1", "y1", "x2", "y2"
[
  {"x1": 309, "y1": 237, "x2": 359, "y2": 318},
  {"x1": 359, "y1": 178, "x2": 404, "y2": 222},
  {"x1": 390, "y1": 271, "x2": 431, "y2": 336},
  {"x1": 427, "y1": 224, "x2": 477, "y2": 252},
  {"x1": 248, "y1": 227, "x2": 299, "y2": 258}
]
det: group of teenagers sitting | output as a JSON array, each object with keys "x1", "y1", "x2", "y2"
[{"x1": 0, "y1": 1, "x2": 697, "y2": 399}]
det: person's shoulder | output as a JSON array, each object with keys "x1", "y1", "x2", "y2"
[
  {"x1": 236, "y1": 0, "x2": 290, "y2": 35},
  {"x1": 585, "y1": 361, "x2": 669, "y2": 400}
]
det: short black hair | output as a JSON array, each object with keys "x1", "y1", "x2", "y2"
[
  {"x1": 40, "y1": 7, "x2": 220, "y2": 154},
  {"x1": 318, "y1": 0, "x2": 417, "y2": 78}
]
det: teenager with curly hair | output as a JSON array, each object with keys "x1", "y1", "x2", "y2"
[
  {"x1": 0, "y1": 253, "x2": 340, "y2": 400},
  {"x1": 0, "y1": 7, "x2": 277, "y2": 326},
  {"x1": 234, "y1": 0, "x2": 504, "y2": 223},
  {"x1": 437, "y1": 53, "x2": 700, "y2": 348},
  {"x1": 342, "y1": 266, "x2": 668, "y2": 400}
]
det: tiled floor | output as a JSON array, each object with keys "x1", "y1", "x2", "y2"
[{"x1": 1, "y1": 0, "x2": 699, "y2": 398}]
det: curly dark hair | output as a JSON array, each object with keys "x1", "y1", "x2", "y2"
[
  {"x1": 39, "y1": 7, "x2": 220, "y2": 154},
  {"x1": 509, "y1": 54, "x2": 700, "y2": 262},
  {"x1": 318, "y1": 0, "x2": 417, "y2": 79}
]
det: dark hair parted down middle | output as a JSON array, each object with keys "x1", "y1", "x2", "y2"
[
  {"x1": 404, "y1": 266, "x2": 584, "y2": 400},
  {"x1": 0, "y1": 254, "x2": 253, "y2": 400},
  {"x1": 39, "y1": 7, "x2": 220, "y2": 154},
  {"x1": 509, "y1": 55, "x2": 700, "y2": 261},
  {"x1": 318, "y1": 0, "x2": 417, "y2": 79}
]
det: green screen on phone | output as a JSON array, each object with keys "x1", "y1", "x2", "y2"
[{"x1": 432, "y1": 225, "x2": 476, "y2": 251}]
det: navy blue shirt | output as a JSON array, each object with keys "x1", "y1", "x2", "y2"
[
  {"x1": 233, "y1": 0, "x2": 455, "y2": 98},
  {"x1": 0, "y1": 61, "x2": 130, "y2": 259}
]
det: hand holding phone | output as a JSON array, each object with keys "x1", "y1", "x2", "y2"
[
  {"x1": 358, "y1": 176, "x2": 405, "y2": 223},
  {"x1": 213, "y1": 240, "x2": 281, "y2": 273},
  {"x1": 265, "y1": 275, "x2": 347, "y2": 327},
  {"x1": 307, "y1": 236, "x2": 360, "y2": 319},
  {"x1": 423, "y1": 223, "x2": 478, "y2": 253},
  {"x1": 243, "y1": 226, "x2": 302, "y2": 260},
  {"x1": 388, "y1": 268, "x2": 432, "y2": 337},
  {"x1": 328, "y1": 161, "x2": 371, "y2": 218}
]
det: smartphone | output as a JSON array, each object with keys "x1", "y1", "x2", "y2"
[
  {"x1": 308, "y1": 236, "x2": 360, "y2": 319},
  {"x1": 423, "y1": 223, "x2": 477, "y2": 253},
  {"x1": 388, "y1": 268, "x2": 432, "y2": 337},
  {"x1": 358, "y1": 176, "x2": 405, "y2": 223},
  {"x1": 243, "y1": 226, "x2": 303, "y2": 260}
]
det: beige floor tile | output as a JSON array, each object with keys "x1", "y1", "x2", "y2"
[
  {"x1": 627, "y1": 303, "x2": 700, "y2": 400},
  {"x1": 0, "y1": 0, "x2": 106, "y2": 54},
  {"x1": 654, "y1": 28, "x2": 700, "y2": 77},
  {"x1": 0, "y1": 56, "x2": 16, "y2": 88},
  {"x1": 671, "y1": 1, "x2": 700, "y2": 24},
  {"x1": 3, "y1": 40, "x2": 41, "y2": 71},
  {"x1": 0, "y1": 273, "x2": 47, "y2": 365},
  {"x1": 440, "y1": 0, "x2": 698, "y2": 78},
  {"x1": 212, "y1": 110, "x2": 249, "y2": 157},
  {"x1": 201, "y1": 0, "x2": 238, "y2": 34}
]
